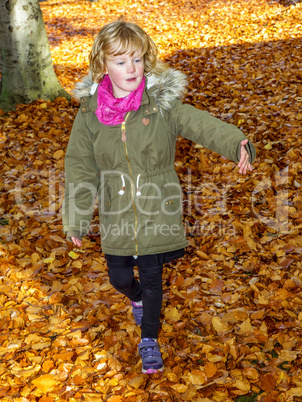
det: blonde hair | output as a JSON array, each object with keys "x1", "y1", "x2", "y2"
[{"x1": 89, "y1": 21, "x2": 161, "y2": 83}]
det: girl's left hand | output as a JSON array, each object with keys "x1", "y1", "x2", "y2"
[
  {"x1": 71, "y1": 237, "x2": 82, "y2": 248},
  {"x1": 238, "y1": 139, "x2": 253, "y2": 174}
]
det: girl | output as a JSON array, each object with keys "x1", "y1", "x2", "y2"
[{"x1": 62, "y1": 21, "x2": 255, "y2": 374}]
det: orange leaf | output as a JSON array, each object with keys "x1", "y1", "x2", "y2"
[
  {"x1": 260, "y1": 373, "x2": 276, "y2": 393},
  {"x1": 204, "y1": 362, "x2": 217, "y2": 378},
  {"x1": 209, "y1": 279, "x2": 224, "y2": 295},
  {"x1": 32, "y1": 374, "x2": 57, "y2": 393}
]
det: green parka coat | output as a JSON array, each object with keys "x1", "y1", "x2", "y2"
[{"x1": 62, "y1": 68, "x2": 256, "y2": 256}]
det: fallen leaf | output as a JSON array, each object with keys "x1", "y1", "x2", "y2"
[
  {"x1": 32, "y1": 374, "x2": 57, "y2": 393},
  {"x1": 128, "y1": 376, "x2": 145, "y2": 389},
  {"x1": 260, "y1": 373, "x2": 276, "y2": 393},
  {"x1": 204, "y1": 362, "x2": 217, "y2": 378},
  {"x1": 68, "y1": 250, "x2": 80, "y2": 259},
  {"x1": 212, "y1": 316, "x2": 229, "y2": 334},
  {"x1": 170, "y1": 383, "x2": 188, "y2": 393},
  {"x1": 164, "y1": 306, "x2": 182, "y2": 322}
]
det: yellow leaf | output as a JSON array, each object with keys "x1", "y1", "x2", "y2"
[
  {"x1": 164, "y1": 306, "x2": 182, "y2": 322},
  {"x1": 107, "y1": 378, "x2": 119, "y2": 386},
  {"x1": 264, "y1": 142, "x2": 272, "y2": 150},
  {"x1": 53, "y1": 351, "x2": 74, "y2": 361},
  {"x1": 167, "y1": 373, "x2": 178, "y2": 382},
  {"x1": 84, "y1": 394, "x2": 106, "y2": 401},
  {"x1": 233, "y1": 378, "x2": 251, "y2": 392},
  {"x1": 95, "y1": 350, "x2": 107, "y2": 360},
  {"x1": 51, "y1": 281, "x2": 63, "y2": 292},
  {"x1": 196, "y1": 250, "x2": 209, "y2": 259},
  {"x1": 186, "y1": 369, "x2": 206, "y2": 385},
  {"x1": 72, "y1": 260, "x2": 83, "y2": 269},
  {"x1": 170, "y1": 384, "x2": 188, "y2": 393},
  {"x1": 162, "y1": 323, "x2": 173, "y2": 333},
  {"x1": 32, "y1": 374, "x2": 57, "y2": 393},
  {"x1": 212, "y1": 316, "x2": 229, "y2": 334},
  {"x1": 128, "y1": 375, "x2": 145, "y2": 389},
  {"x1": 25, "y1": 334, "x2": 42, "y2": 344},
  {"x1": 233, "y1": 309, "x2": 248, "y2": 322},
  {"x1": 275, "y1": 288, "x2": 291, "y2": 300},
  {"x1": 99, "y1": 282, "x2": 113, "y2": 291},
  {"x1": 207, "y1": 353, "x2": 225, "y2": 363},
  {"x1": 43, "y1": 257, "x2": 55, "y2": 264},
  {"x1": 287, "y1": 387, "x2": 302, "y2": 396},
  {"x1": 106, "y1": 396, "x2": 124, "y2": 402},
  {"x1": 31, "y1": 252, "x2": 40, "y2": 264},
  {"x1": 279, "y1": 350, "x2": 297, "y2": 362},
  {"x1": 107, "y1": 355, "x2": 122, "y2": 371},
  {"x1": 53, "y1": 149, "x2": 65, "y2": 160},
  {"x1": 42, "y1": 360, "x2": 54, "y2": 373},
  {"x1": 32, "y1": 341, "x2": 51, "y2": 350},
  {"x1": 12, "y1": 364, "x2": 41, "y2": 378},
  {"x1": 68, "y1": 251, "x2": 80, "y2": 259},
  {"x1": 13, "y1": 398, "x2": 30, "y2": 402},
  {"x1": 243, "y1": 367, "x2": 259, "y2": 380},
  {"x1": 238, "y1": 318, "x2": 253, "y2": 334},
  {"x1": 15, "y1": 114, "x2": 27, "y2": 124}
]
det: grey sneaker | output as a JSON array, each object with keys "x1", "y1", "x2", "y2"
[{"x1": 138, "y1": 338, "x2": 164, "y2": 374}]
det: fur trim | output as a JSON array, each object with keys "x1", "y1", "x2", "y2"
[
  {"x1": 146, "y1": 68, "x2": 187, "y2": 110},
  {"x1": 72, "y1": 68, "x2": 188, "y2": 111}
]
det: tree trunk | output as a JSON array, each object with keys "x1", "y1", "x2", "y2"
[{"x1": 0, "y1": 0, "x2": 70, "y2": 111}]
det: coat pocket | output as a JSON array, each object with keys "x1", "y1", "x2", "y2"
[
  {"x1": 98, "y1": 180, "x2": 112, "y2": 215},
  {"x1": 161, "y1": 182, "x2": 182, "y2": 217}
]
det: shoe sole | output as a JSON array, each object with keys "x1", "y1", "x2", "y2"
[{"x1": 142, "y1": 366, "x2": 164, "y2": 374}]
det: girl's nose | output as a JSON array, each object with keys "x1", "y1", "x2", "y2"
[{"x1": 127, "y1": 62, "x2": 136, "y2": 73}]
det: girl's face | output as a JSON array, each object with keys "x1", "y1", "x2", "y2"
[{"x1": 105, "y1": 50, "x2": 145, "y2": 98}]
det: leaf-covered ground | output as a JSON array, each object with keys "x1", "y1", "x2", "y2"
[{"x1": 0, "y1": 0, "x2": 302, "y2": 400}]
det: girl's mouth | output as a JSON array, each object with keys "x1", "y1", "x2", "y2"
[{"x1": 127, "y1": 78, "x2": 136, "y2": 82}]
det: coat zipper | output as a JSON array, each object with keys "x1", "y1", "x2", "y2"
[{"x1": 122, "y1": 113, "x2": 139, "y2": 255}]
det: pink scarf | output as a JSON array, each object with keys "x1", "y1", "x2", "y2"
[{"x1": 95, "y1": 75, "x2": 145, "y2": 125}]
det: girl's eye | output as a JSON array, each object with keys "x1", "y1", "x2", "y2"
[
  {"x1": 134, "y1": 59, "x2": 142, "y2": 63},
  {"x1": 117, "y1": 62, "x2": 125, "y2": 65}
]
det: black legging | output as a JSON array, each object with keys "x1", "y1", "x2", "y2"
[{"x1": 105, "y1": 254, "x2": 163, "y2": 339}]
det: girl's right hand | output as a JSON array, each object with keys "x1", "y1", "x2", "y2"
[{"x1": 71, "y1": 237, "x2": 82, "y2": 248}]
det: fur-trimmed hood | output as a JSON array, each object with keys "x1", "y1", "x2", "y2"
[{"x1": 72, "y1": 67, "x2": 188, "y2": 112}]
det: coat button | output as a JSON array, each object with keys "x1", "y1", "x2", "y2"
[{"x1": 82, "y1": 107, "x2": 86, "y2": 111}]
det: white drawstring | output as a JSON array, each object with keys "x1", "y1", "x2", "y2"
[
  {"x1": 136, "y1": 174, "x2": 141, "y2": 196},
  {"x1": 118, "y1": 175, "x2": 125, "y2": 195},
  {"x1": 118, "y1": 174, "x2": 141, "y2": 196}
]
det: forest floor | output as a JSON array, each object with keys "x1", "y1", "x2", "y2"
[{"x1": 0, "y1": 0, "x2": 302, "y2": 401}]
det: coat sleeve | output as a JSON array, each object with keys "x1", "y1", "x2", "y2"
[
  {"x1": 168, "y1": 100, "x2": 256, "y2": 163},
  {"x1": 62, "y1": 109, "x2": 99, "y2": 239}
]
